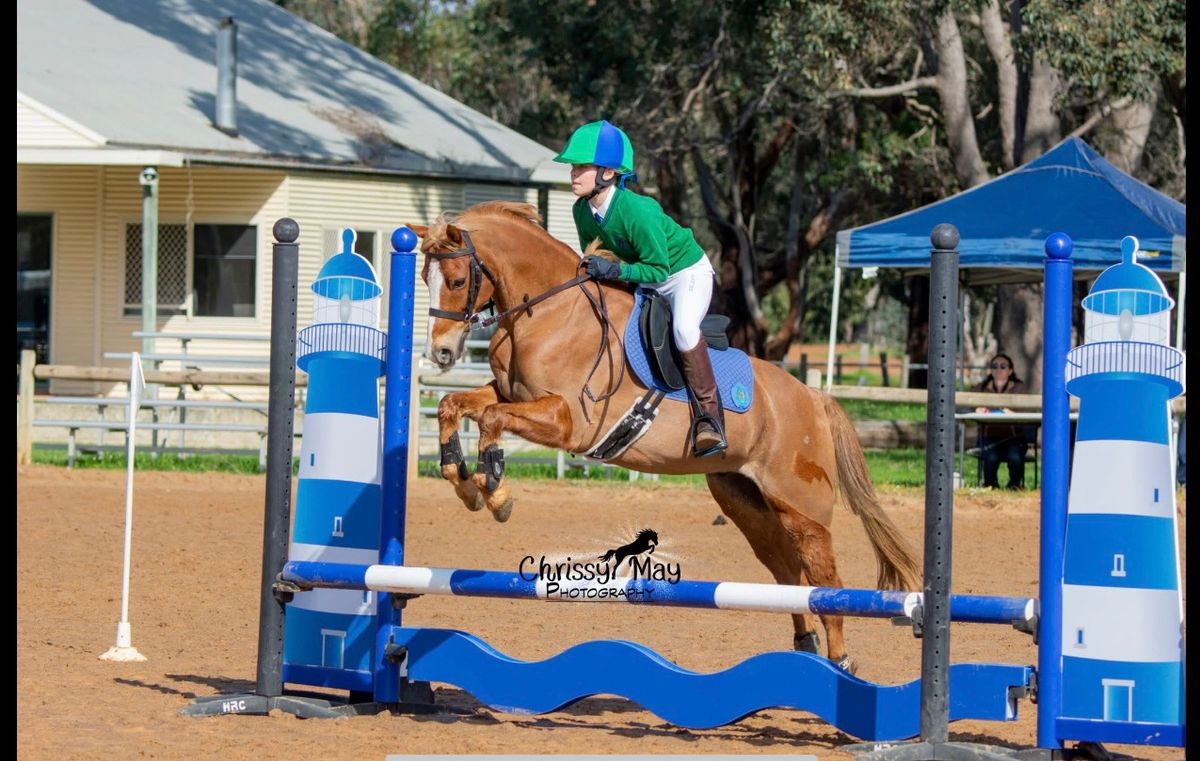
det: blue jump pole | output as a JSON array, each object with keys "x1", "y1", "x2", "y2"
[
  {"x1": 1038, "y1": 232, "x2": 1074, "y2": 749},
  {"x1": 374, "y1": 227, "x2": 420, "y2": 704}
]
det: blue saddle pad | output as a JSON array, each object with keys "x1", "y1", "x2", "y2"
[{"x1": 623, "y1": 289, "x2": 754, "y2": 413}]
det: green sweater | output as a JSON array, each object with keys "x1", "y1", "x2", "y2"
[{"x1": 573, "y1": 189, "x2": 705, "y2": 283}]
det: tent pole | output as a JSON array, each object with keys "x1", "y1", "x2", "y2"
[
  {"x1": 826, "y1": 262, "x2": 843, "y2": 391},
  {"x1": 1175, "y1": 271, "x2": 1185, "y2": 351},
  {"x1": 957, "y1": 285, "x2": 966, "y2": 389}
]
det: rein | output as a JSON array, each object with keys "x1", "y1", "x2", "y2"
[{"x1": 424, "y1": 230, "x2": 626, "y2": 418}]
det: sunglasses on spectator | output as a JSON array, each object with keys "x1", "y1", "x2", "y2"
[{"x1": 990, "y1": 362, "x2": 1011, "y2": 369}]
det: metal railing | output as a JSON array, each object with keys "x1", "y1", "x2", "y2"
[{"x1": 1066, "y1": 341, "x2": 1185, "y2": 385}]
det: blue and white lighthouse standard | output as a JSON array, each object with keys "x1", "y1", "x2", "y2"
[
  {"x1": 282, "y1": 229, "x2": 388, "y2": 692},
  {"x1": 1060, "y1": 236, "x2": 1185, "y2": 731}
]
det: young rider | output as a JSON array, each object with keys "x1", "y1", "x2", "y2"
[{"x1": 554, "y1": 119, "x2": 726, "y2": 457}]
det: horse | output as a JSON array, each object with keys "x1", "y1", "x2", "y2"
[
  {"x1": 599, "y1": 529, "x2": 659, "y2": 569},
  {"x1": 409, "y1": 201, "x2": 921, "y2": 671}
]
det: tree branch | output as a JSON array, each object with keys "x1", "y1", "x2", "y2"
[{"x1": 827, "y1": 76, "x2": 939, "y2": 99}]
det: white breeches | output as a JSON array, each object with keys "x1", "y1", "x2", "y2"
[{"x1": 647, "y1": 256, "x2": 716, "y2": 351}]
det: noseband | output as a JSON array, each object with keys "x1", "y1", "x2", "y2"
[{"x1": 425, "y1": 231, "x2": 498, "y2": 327}]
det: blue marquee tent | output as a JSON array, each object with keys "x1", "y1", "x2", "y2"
[
  {"x1": 824, "y1": 136, "x2": 1186, "y2": 386},
  {"x1": 835, "y1": 136, "x2": 1186, "y2": 280}
]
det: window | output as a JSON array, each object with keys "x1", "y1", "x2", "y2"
[
  {"x1": 194, "y1": 224, "x2": 256, "y2": 317},
  {"x1": 125, "y1": 224, "x2": 189, "y2": 316},
  {"x1": 322, "y1": 228, "x2": 376, "y2": 264},
  {"x1": 320, "y1": 629, "x2": 346, "y2": 670},
  {"x1": 17, "y1": 215, "x2": 53, "y2": 368},
  {"x1": 1102, "y1": 679, "x2": 1134, "y2": 721},
  {"x1": 124, "y1": 223, "x2": 257, "y2": 317}
]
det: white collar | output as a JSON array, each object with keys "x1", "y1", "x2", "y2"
[{"x1": 589, "y1": 186, "x2": 616, "y2": 220}]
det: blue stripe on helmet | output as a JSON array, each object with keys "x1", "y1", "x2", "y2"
[{"x1": 594, "y1": 120, "x2": 626, "y2": 170}]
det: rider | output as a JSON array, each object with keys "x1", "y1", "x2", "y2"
[{"x1": 554, "y1": 119, "x2": 726, "y2": 457}]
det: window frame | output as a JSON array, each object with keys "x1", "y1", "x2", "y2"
[{"x1": 122, "y1": 218, "x2": 262, "y2": 321}]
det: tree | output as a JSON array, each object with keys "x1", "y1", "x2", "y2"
[{"x1": 280, "y1": 0, "x2": 1185, "y2": 378}]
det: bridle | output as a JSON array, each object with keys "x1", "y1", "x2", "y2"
[
  {"x1": 424, "y1": 229, "x2": 591, "y2": 330},
  {"x1": 425, "y1": 231, "x2": 498, "y2": 326},
  {"x1": 423, "y1": 228, "x2": 625, "y2": 418}
]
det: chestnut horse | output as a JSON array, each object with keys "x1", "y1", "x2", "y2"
[{"x1": 410, "y1": 201, "x2": 920, "y2": 671}]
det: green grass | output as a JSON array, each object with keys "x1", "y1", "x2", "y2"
[
  {"x1": 837, "y1": 398, "x2": 926, "y2": 421},
  {"x1": 32, "y1": 448, "x2": 271, "y2": 474},
  {"x1": 863, "y1": 448, "x2": 926, "y2": 487},
  {"x1": 31, "y1": 444, "x2": 927, "y2": 488}
]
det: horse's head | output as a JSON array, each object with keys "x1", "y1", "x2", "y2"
[
  {"x1": 639, "y1": 529, "x2": 659, "y2": 553},
  {"x1": 408, "y1": 218, "x2": 498, "y2": 371}
]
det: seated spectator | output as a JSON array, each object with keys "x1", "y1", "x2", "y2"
[{"x1": 973, "y1": 353, "x2": 1030, "y2": 490}]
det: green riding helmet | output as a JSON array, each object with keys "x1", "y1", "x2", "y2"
[{"x1": 554, "y1": 120, "x2": 634, "y2": 174}]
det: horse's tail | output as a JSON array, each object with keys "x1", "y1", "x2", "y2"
[
  {"x1": 822, "y1": 394, "x2": 922, "y2": 592},
  {"x1": 598, "y1": 549, "x2": 616, "y2": 563}
]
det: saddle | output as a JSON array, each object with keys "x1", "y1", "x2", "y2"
[{"x1": 638, "y1": 289, "x2": 730, "y2": 390}]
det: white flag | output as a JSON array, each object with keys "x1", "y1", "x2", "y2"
[{"x1": 129, "y1": 352, "x2": 146, "y2": 415}]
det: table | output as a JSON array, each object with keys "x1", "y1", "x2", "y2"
[{"x1": 954, "y1": 411, "x2": 1078, "y2": 489}]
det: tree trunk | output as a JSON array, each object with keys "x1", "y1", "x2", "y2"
[
  {"x1": 979, "y1": 0, "x2": 1018, "y2": 169},
  {"x1": 764, "y1": 143, "x2": 808, "y2": 360},
  {"x1": 1160, "y1": 69, "x2": 1186, "y2": 147},
  {"x1": 1021, "y1": 54, "x2": 1063, "y2": 163},
  {"x1": 1104, "y1": 87, "x2": 1160, "y2": 175},
  {"x1": 906, "y1": 276, "x2": 930, "y2": 389},
  {"x1": 961, "y1": 289, "x2": 998, "y2": 385},
  {"x1": 933, "y1": 9, "x2": 989, "y2": 188},
  {"x1": 994, "y1": 282, "x2": 1044, "y2": 392},
  {"x1": 654, "y1": 153, "x2": 693, "y2": 229}
]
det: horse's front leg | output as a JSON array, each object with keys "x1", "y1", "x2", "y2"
[
  {"x1": 473, "y1": 394, "x2": 575, "y2": 523},
  {"x1": 437, "y1": 383, "x2": 502, "y2": 512}
]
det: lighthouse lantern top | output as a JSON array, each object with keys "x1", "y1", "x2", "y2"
[
  {"x1": 1081, "y1": 236, "x2": 1174, "y2": 344},
  {"x1": 310, "y1": 229, "x2": 382, "y2": 328}
]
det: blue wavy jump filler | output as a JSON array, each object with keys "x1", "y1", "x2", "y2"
[
  {"x1": 389, "y1": 627, "x2": 1032, "y2": 741},
  {"x1": 282, "y1": 561, "x2": 1035, "y2": 739}
]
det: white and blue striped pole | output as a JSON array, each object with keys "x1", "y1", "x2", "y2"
[{"x1": 283, "y1": 561, "x2": 1036, "y2": 627}]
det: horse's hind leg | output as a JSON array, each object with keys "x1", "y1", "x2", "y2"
[
  {"x1": 752, "y1": 467, "x2": 857, "y2": 673},
  {"x1": 473, "y1": 393, "x2": 574, "y2": 523},
  {"x1": 437, "y1": 383, "x2": 502, "y2": 512},
  {"x1": 705, "y1": 473, "x2": 823, "y2": 656}
]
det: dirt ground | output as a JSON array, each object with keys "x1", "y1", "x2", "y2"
[{"x1": 17, "y1": 465, "x2": 1186, "y2": 760}]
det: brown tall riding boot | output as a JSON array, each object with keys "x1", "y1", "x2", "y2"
[{"x1": 679, "y1": 337, "x2": 728, "y2": 457}]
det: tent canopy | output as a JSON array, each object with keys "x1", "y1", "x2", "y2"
[{"x1": 835, "y1": 137, "x2": 1185, "y2": 285}]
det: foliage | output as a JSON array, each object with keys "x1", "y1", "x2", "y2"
[
  {"x1": 1021, "y1": 0, "x2": 1185, "y2": 103},
  {"x1": 277, "y1": 0, "x2": 1185, "y2": 360}
]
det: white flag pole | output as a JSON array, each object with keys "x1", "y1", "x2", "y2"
[{"x1": 100, "y1": 352, "x2": 147, "y2": 662}]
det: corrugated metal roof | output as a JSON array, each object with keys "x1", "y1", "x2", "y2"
[{"x1": 17, "y1": 0, "x2": 562, "y2": 183}]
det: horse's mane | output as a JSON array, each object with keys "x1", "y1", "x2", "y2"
[
  {"x1": 636, "y1": 528, "x2": 657, "y2": 540},
  {"x1": 424, "y1": 201, "x2": 545, "y2": 249}
]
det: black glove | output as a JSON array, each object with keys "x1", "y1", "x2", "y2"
[{"x1": 583, "y1": 255, "x2": 623, "y2": 281}]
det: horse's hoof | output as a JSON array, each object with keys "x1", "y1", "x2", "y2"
[
  {"x1": 453, "y1": 481, "x2": 484, "y2": 512},
  {"x1": 834, "y1": 655, "x2": 857, "y2": 675},
  {"x1": 490, "y1": 497, "x2": 514, "y2": 523},
  {"x1": 794, "y1": 632, "x2": 821, "y2": 654}
]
